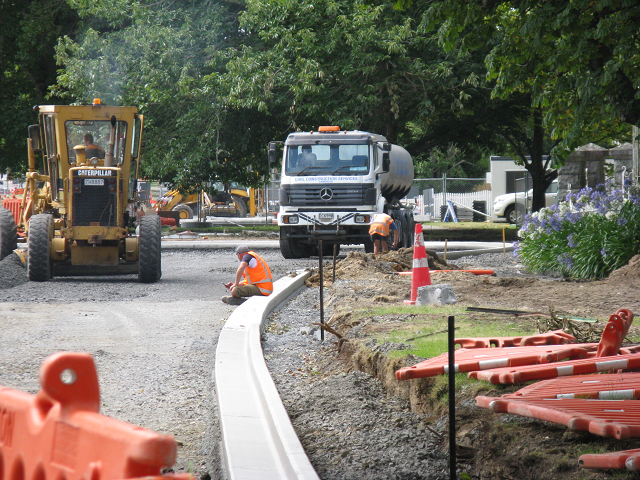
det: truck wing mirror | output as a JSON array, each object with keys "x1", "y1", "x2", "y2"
[
  {"x1": 268, "y1": 142, "x2": 278, "y2": 163},
  {"x1": 381, "y1": 142, "x2": 391, "y2": 151},
  {"x1": 28, "y1": 125, "x2": 41, "y2": 151},
  {"x1": 382, "y1": 152, "x2": 390, "y2": 173}
]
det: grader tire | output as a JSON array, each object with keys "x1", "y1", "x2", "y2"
[
  {"x1": 172, "y1": 204, "x2": 193, "y2": 220},
  {"x1": 27, "y1": 214, "x2": 54, "y2": 282},
  {"x1": 139, "y1": 214, "x2": 162, "y2": 283},
  {"x1": 230, "y1": 195, "x2": 248, "y2": 218},
  {"x1": 0, "y1": 207, "x2": 18, "y2": 261}
]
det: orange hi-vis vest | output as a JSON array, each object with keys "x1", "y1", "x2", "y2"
[
  {"x1": 369, "y1": 214, "x2": 393, "y2": 236},
  {"x1": 242, "y1": 251, "x2": 274, "y2": 295}
]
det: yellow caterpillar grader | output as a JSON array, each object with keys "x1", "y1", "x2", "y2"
[{"x1": 0, "y1": 99, "x2": 161, "y2": 282}]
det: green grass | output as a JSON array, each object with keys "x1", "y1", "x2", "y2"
[{"x1": 354, "y1": 303, "x2": 540, "y2": 359}]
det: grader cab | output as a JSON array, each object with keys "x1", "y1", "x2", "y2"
[{"x1": 0, "y1": 99, "x2": 161, "y2": 282}]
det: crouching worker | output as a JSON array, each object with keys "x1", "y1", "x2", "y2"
[
  {"x1": 222, "y1": 245, "x2": 273, "y2": 305},
  {"x1": 368, "y1": 213, "x2": 399, "y2": 254}
]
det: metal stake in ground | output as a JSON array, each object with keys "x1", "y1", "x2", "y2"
[
  {"x1": 448, "y1": 314, "x2": 456, "y2": 479},
  {"x1": 318, "y1": 239, "x2": 325, "y2": 341}
]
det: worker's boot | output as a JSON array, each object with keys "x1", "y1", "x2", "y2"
[{"x1": 222, "y1": 296, "x2": 246, "y2": 305}]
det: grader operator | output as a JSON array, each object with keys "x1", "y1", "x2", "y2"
[{"x1": 0, "y1": 99, "x2": 162, "y2": 283}]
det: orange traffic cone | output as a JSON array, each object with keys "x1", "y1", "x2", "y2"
[{"x1": 404, "y1": 222, "x2": 431, "y2": 305}]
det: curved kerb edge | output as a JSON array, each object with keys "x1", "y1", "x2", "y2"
[{"x1": 215, "y1": 269, "x2": 319, "y2": 480}]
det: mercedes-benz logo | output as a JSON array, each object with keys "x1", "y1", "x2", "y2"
[{"x1": 320, "y1": 188, "x2": 333, "y2": 201}]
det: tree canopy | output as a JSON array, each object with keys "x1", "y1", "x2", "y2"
[
  {"x1": 0, "y1": 0, "x2": 78, "y2": 174},
  {"x1": 417, "y1": 0, "x2": 637, "y2": 151},
  {"x1": 0, "y1": 0, "x2": 635, "y2": 201}
]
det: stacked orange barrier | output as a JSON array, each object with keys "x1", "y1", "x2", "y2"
[
  {"x1": 455, "y1": 329, "x2": 576, "y2": 349},
  {"x1": 2, "y1": 198, "x2": 22, "y2": 225},
  {"x1": 0, "y1": 352, "x2": 193, "y2": 480},
  {"x1": 596, "y1": 308, "x2": 633, "y2": 357},
  {"x1": 580, "y1": 448, "x2": 640, "y2": 471},
  {"x1": 475, "y1": 396, "x2": 640, "y2": 439},
  {"x1": 395, "y1": 344, "x2": 593, "y2": 380}
]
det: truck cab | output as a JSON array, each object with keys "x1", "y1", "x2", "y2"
[{"x1": 270, "y1": 126, "x2": 414, "y2": 259}]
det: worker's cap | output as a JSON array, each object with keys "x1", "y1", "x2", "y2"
[{"x1": 234, "y1": 245, "x2": 250, "y2": 254}]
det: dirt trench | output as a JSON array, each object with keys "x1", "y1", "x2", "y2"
[{"x1": 305, "y1": 250, "x2": 640, "y2": 480}]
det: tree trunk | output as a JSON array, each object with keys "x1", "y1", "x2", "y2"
[{"x1": 524, "y1": 107, "x2": 557, "y2": 213}]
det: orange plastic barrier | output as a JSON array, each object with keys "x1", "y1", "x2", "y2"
[
  {"x1": 471, "y1": 352, "x2": 640, "y2": 384},
  {"x1": 580, "y1": 448, "x2": 640, "y2": 471},
  {"x1": 454, "y1": 330, "x2": 576, "y2": 349},
  {"x1": 596, "y1": 308, "x2": 633, "y2": 357},
  {"x1": 0, "y1": 352, "x2": 191, "y2": 480},
  {"x1": 2, "y1": 197, "x2": 22, "y2": 225},
  {"x1": 404, "y1": 223, "x2": 431, "y2": 305},
  {"x1": 395, "y1": 344, "x2": 594, "y2": 380},
  {"x1": 475, "y1": 396, "x2": 640, "y2": 439}
]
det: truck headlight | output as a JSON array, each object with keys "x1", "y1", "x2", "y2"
[
  {"x1": 284, "y1": 215, "x2": 299, "y2": 224},
  {"x1": 354, "y1": 214, "x2": 369, "y2": 223}
]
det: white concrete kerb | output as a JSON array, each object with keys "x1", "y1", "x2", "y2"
[{"x1": 215, "y1": 269, "x2": 319, "y2": 480}]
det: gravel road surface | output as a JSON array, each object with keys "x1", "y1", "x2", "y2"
[
  {"x1": 0, "y1": 246, "x2": 317, "y2": 480},
  {"x1": 0, "y1": 243, "x2": 519, "y2": 480}
]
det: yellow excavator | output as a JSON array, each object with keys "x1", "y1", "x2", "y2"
[{"x1": 154, "y1": 185, "x2": 259, "y2": 220}]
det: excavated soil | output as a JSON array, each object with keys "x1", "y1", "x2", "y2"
[{"x1": 273, "y1": 249, "x2": 640, "y2": 480}]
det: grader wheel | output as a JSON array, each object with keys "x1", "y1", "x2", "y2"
[
  {"x1": 27, "y1": 214, "x2": 54, "y2": 281},
  {"x1": 0, "y1": 207, "x2": 18, "y2": 260}
]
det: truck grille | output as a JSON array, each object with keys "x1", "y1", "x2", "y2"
[
  {"x1": 284, "y1": 183, "x2": 373, "y2": 207},
  {"x1": 72, "y1": 175, "x2": 118, "y2": 226}
]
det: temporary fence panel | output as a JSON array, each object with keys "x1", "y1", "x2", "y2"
[{"x1": 411, "y1": 178, "x2": 491, "y2": 222}]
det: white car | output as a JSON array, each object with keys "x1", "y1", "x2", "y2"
[{"x1": 493, "y1": 180, "x2": 558, "y2": 224}]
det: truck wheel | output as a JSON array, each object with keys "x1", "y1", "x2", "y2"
[
  {"x1": 139, "y1": 214, "x2": 162, "y2": 283},
  {"x1": 402, "y1": 210, "x2": 415, "y2": 248},
  {"x1": 172, "y1": 204, "x2": 193, "y2": 220},
  {"x1": 505, "y1": 204, "x2": 524, "y2": 225},
  {"x1": 279, "y1": 227, "x2": 309, "y2": 259},
  {"x1": 0, "y1": 208, "x2": 18, "y2": 261},
  {"x1": 392, "y1": 211, "x2": 405, "y2": 248},
  {"x1": 231, "y1": 195, "x2": 248, "y2": 217},
  {"x1": 27, "y1": 214, "x2": 54, "y2": 282}
]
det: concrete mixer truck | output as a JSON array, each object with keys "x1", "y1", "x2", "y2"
[{"x1": 268, "y1": 126, "x2": 415, "y2": 259}]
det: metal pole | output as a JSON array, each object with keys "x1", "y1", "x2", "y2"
[
  {"x1": 319, "y1": 239, "x2": 325, "y2": 341},
  {"x1": 448, "y1": 315, "x2": 456, "y2": 479},
  {"x1": 332, "y1": 244, "x2": 337, "y2": 283},
  {"x1": 442, "y1": 173, "x2": 447, "y2": 221},
  {"x1": 633, "y1": 125, "x2": 639, "y2": 186}
]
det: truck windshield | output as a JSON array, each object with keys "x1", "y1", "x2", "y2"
[
  {"x1": 65, "y1": 120, "x2": 128, "y2": 165},
  {"x1": 285, "y1": 144, "x2": 369, "y2": 176}
]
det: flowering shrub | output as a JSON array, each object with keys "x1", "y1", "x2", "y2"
[{"x1": 515, "y1": 182, "x2": 640, "y2": 279}]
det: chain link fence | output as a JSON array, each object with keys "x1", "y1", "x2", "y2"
[
  {"x1": 265, "y1": 175, "x2": 492, "y2": 222},
  {"x1": 409, "y1": 176, "x2": 492, "y2": 222}
]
